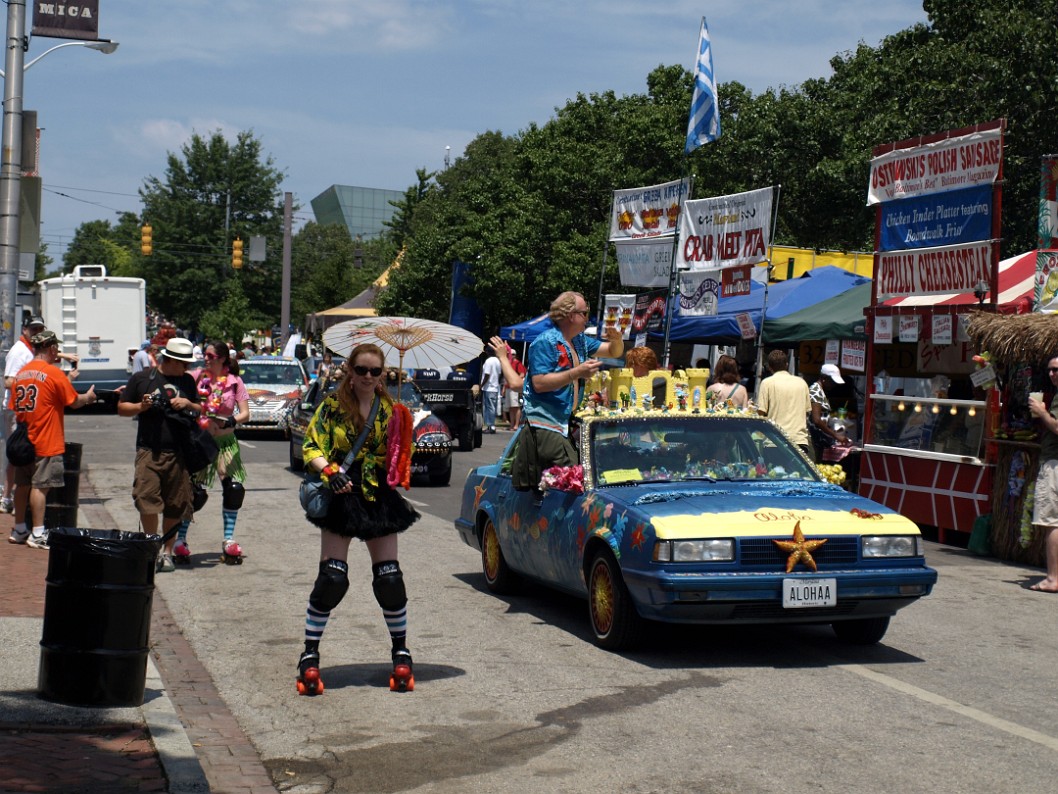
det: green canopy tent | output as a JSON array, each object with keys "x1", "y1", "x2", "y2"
[{"x1": 762, "y1": 281, "x2": 871, "y2": 345}]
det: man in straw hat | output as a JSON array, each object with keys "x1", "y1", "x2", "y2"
[{"x1": 118, "y1": 337, "x2": 203, "y2": 572}]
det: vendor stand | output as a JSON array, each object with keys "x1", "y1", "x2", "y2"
[
  {"x1": 965, "y1": 299, "x2": 1058, "y2": 566},
  {"x1": 858, "y1": 121, "x2": 1013, "y2": 545}
]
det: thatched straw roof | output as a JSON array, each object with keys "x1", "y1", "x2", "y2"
[{"x1": 966, "y1": 311, "x2": 1058, "y2": 363}]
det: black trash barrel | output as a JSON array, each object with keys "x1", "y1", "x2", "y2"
[
  {"x1": 38, "y1": 527, "x2": 162, "y2": 707},
  {"x1": 44, "y1": 441, "x2": 82, "y2": 530}
]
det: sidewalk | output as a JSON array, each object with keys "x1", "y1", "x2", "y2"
[{"x1": 0, "y1": 472, "x2": 273, "y2": 793}]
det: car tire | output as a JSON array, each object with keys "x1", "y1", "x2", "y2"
[
  {"x1": 430, "y1": 460, "x2": 452, "y2": 486},
  {"x1": 588, "y1": 550, "x2": 645, "y2": 651},
  {"x1": 289, "y1": 438, "x2": 303, "y2": 472},
  {"x1": 481, "y1": 518, "x2": 518, "y2": 594},
  {"x1": 458, "y1": 424, "x2": 474, "y2": 451},
  {"x1": 831, "y1": 616, "x2": 890, "y2": 645}
]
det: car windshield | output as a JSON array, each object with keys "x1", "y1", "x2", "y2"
[
  {"x1": 589, "y1": 416, "x2": 818, "y2": 486},
  {"x1": 386, "y1": 381, "x2": 424, "y2": 411},
  {"x1": 240, "y1": 362, "x2": 303, "y2": 385}
]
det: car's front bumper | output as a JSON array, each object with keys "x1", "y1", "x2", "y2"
[{"x1": 622, "y1": 565, "x2": 937, "y2": 624}]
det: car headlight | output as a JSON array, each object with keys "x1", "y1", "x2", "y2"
[
  {"x1": 861, "y1": 535, "x2": 923, "y2": 558},
  {"x1": 653, "y1": 539, "x2": 734, "y2": 562},
  {"x1": 417, "y1": 432, "x2": 450, "y2": 448}
]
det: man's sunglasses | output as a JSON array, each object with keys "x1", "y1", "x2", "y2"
[
  {"x1": 1049, "y1": 367, "x2": 1058, "y2": 374},
  {"x1": 353, "y1": 365, "x2": 384, "y2": 377}
]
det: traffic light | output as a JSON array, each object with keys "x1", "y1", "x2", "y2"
[
  {"x1": 232, "y1": 237, "x2": 243, "y2": 269},
  {"x1": 140, "y1": 223, "x2": 152, "y2": 256}
]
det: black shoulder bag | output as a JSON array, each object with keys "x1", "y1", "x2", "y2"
[
  {"x1": 6, "y1": 421, "x2": 35, "y2": 467},
  {"x1": 299, "y1": 396, "x2": 380, "y2": 519}
]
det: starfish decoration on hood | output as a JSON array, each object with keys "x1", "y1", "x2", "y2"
[{"x1": 772, "y1": 521, "x2": 827, "y2": 573}]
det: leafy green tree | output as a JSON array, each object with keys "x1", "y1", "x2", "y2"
[
  {"x1": 198, "y1": 274, "x2": 264, "y2": 343},
  {"x1": 138, "y1": 130, "x2": 286, "y2": 330},
  {"x1": 384, "y1": 168, "x2": 435, "y2": 248}
]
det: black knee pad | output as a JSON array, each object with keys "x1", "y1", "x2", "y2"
[
  {"x1": 309, "y1": 559, "x2": 349, "y2": 612},
  {"x1": 371, "y1": 560, "x2": 407, "y2": 611},
  {"x1": 191, "y1": 482, "x2": 209, "y2": 512},
  {"x1": 221, "y1": 477, "x2": 245, "y2": 510}
]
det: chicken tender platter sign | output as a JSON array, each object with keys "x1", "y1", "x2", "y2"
[
  {"x1": 677, "y1": 187, "x2": 773, "y2": 271},
  {"x1": 867, "y1": 128, "x2": 1002, "y2": 206}
]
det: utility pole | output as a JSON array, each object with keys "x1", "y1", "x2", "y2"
[
  {"x1": 280, "y1": 191, "x2": 292, "y2": 351},
  {"x1": 0, "y1": 0, "x2": 26, "y2": 359}
]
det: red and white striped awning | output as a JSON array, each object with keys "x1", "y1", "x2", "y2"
[{"x1": 882, "y1": 249, "x2": 1039, "y2": 310}]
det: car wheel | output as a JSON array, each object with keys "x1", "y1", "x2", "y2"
[
  {"x1": 481, "y1": 518, "x2": 518, "y2": 594},
  {"x1": 289, "y1": 437, "x2": 303, "y2": 471},
  {"x1": 430, "y1": 461, "x2": 452, "y2": 486},
  {"x1": 832, "y1": 616, "x2": 890, "y2": 645},
  {"x1": 588, "y1": 550, "x2": 644, "y2": 650},
  {"x1": 458, "y1": 424, "x2": 474, "y2": 451}
]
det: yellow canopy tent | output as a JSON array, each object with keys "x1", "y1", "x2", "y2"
[{"x1": 304, "y1": 250, "x2": 400, "y2": 334}]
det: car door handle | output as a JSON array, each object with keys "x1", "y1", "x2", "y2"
[{"x1": 499, "y1": 484, "x2": 510, "y2": 499}]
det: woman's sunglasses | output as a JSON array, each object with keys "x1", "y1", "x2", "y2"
[
  {"x1": 204, "y1": 352, "x2": 220, "y2": 360},
  {"x1": 353, "y1": 365, "x2": 383, "y2": 377}
]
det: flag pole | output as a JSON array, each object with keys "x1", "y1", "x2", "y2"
[
  {"x1": 661, "y1": 172, "x2": 691, "y2": 368},
  {"x1": 593, "y1": 239, "x2": 609, "y2": 340},
  {"x1": 754, "y1": 183, "x2": 782, "y2": 387}
]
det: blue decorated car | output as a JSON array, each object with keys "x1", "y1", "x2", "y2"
[{"x1": 455, "y1": 408, "x2": 937, "y2": 650}]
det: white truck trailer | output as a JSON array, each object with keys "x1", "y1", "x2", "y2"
[{"x1": 38, "y1": 265, "x2": 147, "y2": 393}]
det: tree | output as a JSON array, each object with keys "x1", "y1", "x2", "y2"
[
  {"x1": 63, "y1": 212, "x2": 144, "y2": 276},
  {"x1": 138, "y1": 130, "x2": 286, "y2": 330},
  {"x1": 198, "y1": 274, "x2": 264, "y2": 343}
]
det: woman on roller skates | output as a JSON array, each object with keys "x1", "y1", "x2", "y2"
[
  {"x1": 297, "y1": 343, "x2": 419, "y2": 696},
  {"x1": 172, "y1": 341, "x2": 250, "y2": 566}
]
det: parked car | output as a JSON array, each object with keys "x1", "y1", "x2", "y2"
[
  {"x1": 287, "y1": 375, "x2": 453, "y2": 486},
  {"x1": 455, "y1": 409, "x2": 937, "y2": 650},
  {"x1": 237, "y1": 356, "x2": 308, "y2": 431}
]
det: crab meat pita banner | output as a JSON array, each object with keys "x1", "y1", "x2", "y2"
[{"x1": 676, "y1": 187, "x2": 772, "y2": 271}]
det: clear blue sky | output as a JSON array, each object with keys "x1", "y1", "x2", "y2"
[{"x1": 23, "y1": 0, "x2": 927, "y2": 264}]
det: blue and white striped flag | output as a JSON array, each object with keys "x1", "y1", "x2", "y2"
[{"x1": 685, "y1": 17, "x2": 721, "y2": 154}]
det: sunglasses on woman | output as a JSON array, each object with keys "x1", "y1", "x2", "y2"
[
  {"x1": 204, "y1": 352, "x2": 220, "y2": 360},
  {"x1": 353, "y1": 365, "x2": 384, "y2": 377}
]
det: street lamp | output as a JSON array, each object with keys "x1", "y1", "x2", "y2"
[
  {"x1": 0, "y1": 0, "x2": 118, "y2": 360},
  {"x1": 0, "y1": 39, "x2": 119, "y2": 78}
]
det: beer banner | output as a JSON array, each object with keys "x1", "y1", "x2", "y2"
[
  {"x1": 602, "y1": 294, "x2": 636, "y2": 339},
  {"x1": 677, "y1": 186, "x2": 773, "y2": 270},
  {"x1": 879, "y1": 185, "x2": 992, "y2": 251},
  {"x1": 875, "y1": 241, "x2": 993, "y2": 300},
  {"x1": 677, "y1": 269, "x2": 720, "y2": 316},
  {"x1": 33, "y1": 0, "x2": 100, "y2": 40},
  {"x1": 632, "y1": 289, "x2": 667, "y2": 334},
  {"x1": 867, "y1": 128, "x2": 1002, "y2": 206},
  {"x1": 609, "y1": 178, "x2": 690, "y2": 241},
  {"x1": 614, "y1": 238, "x2": 672, "y2": 288}
]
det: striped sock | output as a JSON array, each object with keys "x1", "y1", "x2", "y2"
[
  {"x1": 176, "y1": 519, "x2": 191, "y2": 543},
  {"x1": 382, "y1": 606, "x2": 408, "y2": 649},
  {"x1": 222, "y1": 510, "x2": 238, "y2": 542},
  {"x1": 305, "y1": 604, "x2": 330, "y2": 644}
]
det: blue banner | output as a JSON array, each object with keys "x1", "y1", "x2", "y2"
[{"x1": 879, "y1": 185, "x2": 992, "y2": 251}]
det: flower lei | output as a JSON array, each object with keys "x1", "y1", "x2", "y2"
[{"x1": 196, "y1": 372, "x2": 228, "y2": 428}]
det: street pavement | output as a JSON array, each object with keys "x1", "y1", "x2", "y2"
[{"x1": 5, "y1": 418, "x2": 1058, "y2": 793}]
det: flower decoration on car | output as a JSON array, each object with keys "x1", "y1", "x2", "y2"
[{"x1": 539, "y1": 465, "x2": 584, "y2": 494}]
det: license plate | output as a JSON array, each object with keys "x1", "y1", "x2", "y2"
[{"x1": 782, "y1": 578, "x2": 836, "y2": 608}]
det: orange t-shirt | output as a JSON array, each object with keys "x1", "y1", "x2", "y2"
[{"x1": 11, "y1": 360, "x2": 77, "y2": 458}]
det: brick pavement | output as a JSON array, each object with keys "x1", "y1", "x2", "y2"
[{"x1": 0, "y1": 472, "x2": 279, "y2": 794}]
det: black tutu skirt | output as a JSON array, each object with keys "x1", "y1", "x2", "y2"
[{"x1": 307, "y1": 467, "x2": 420, "y2": 540}]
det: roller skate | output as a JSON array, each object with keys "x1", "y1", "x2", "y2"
[
  {"x1": 172, "y1": 540, "x2": 192, "y2": 566},
  {"x1": 220, "y1": 539, "x2": 243, "y2": 565},
  {"x1": 296, "y1": 649, "x2": 324, "y2": 696},
  {"x1": 389, "y1": 647, "x2": 414, "y2": 692}
]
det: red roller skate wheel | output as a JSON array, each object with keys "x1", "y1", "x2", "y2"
[
  {"x1": 390, "y1": 665, "x2": 414, "y2": 692},
  {"x1": 297, "y1": 667, "x2": 323, "y2": 696}
]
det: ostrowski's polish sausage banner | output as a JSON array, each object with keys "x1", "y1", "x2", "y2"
[
  {"x1": 867, "y1": 128, "x2": 1002, "y2": 206},
  {"x1": 609, "y1": 178, "x2": 690, "y2": 241},
  {"x1": 676, "y1": 186, "x2": 773, "y2": 271},
  {"x1": 875, "y1": 241, "x2": 993, "y2": 300}
]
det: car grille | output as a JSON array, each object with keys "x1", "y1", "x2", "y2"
[{"x1": 738, "y1": 536, "x2": 859, "y2": 568}]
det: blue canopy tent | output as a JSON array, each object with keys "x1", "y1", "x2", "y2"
[
  {"x1": 654, "y1": 265, "x2": 870, "y2": 344},
  {"x1": 500, "y1": 313, "x2": 555, "y2": 342}
]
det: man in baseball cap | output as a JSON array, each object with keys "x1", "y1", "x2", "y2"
[{"x1": 2, "y1": 317, "x2": 47, "y2": 523}]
